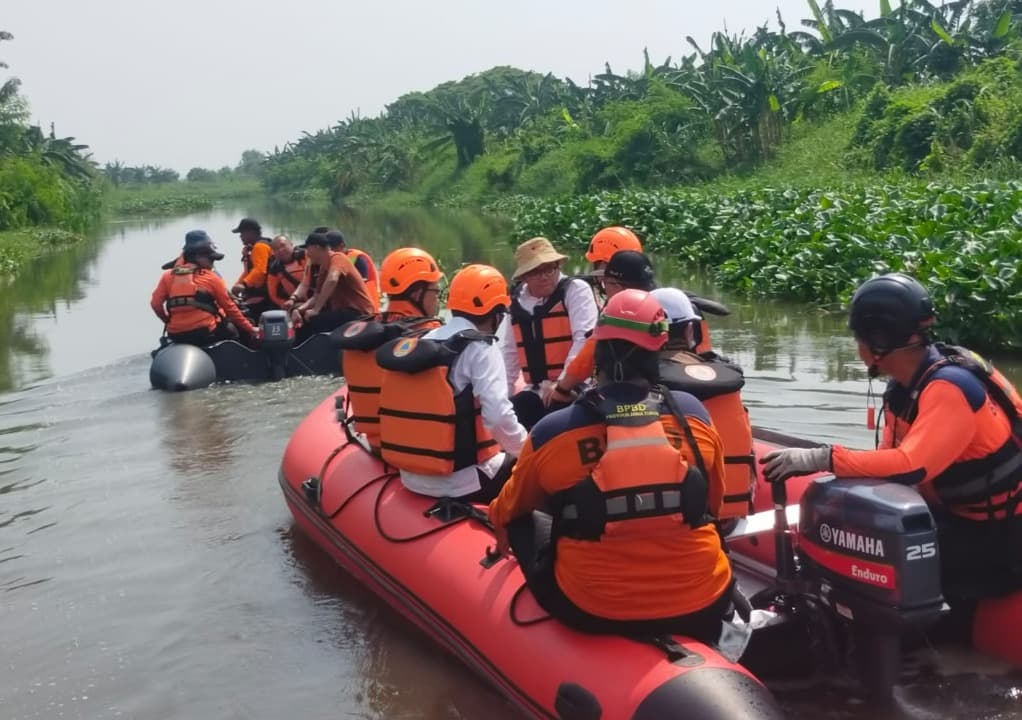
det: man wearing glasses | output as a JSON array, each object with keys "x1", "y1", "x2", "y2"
[{"x1": 503, "y1": 237, "x2": 600, "y2": 429}]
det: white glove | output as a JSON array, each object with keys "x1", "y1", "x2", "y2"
[
  {"x1": 760, "y1": 447, "x2": 831, "y2": 483},
  {"x1": 538, "y1": 380, "x2": 556, "y2": 407}
]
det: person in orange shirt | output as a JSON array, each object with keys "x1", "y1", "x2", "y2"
[
  {"x1": 333, "y1": 247, "x2": 445, "y2": 454},
  {"x1": 488, "y1": 289, "x2": 734, "y2": 644},
  {"x1": 325, "y1": 229, "x2": 380, "y2": 312},
  {"x1": 151, "y1": 231, "x2": 257, "y2": 345},
  {"x1": 266, "y1": 235, "x2": 307, "y2": 309},
  {"x1": 762, "y1": 273, "x2": 1022, "y2": 601},
  {"x1": 230, "y1": 217, "x2": 274, "y2": 319},
  {"x1": 287, "y1": 232, "x2": 375, "y2": 342}
]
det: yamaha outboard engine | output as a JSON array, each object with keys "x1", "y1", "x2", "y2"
[
  {"x1": 799, "y1": 477, "x2": 946, "y2": 698},
  {"x1": 258, "y1": 310, "x2": 294, "y2": 380}
]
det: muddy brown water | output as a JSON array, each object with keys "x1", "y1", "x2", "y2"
[{"x1": 1, "y1": 202, "x2": 1020, "y2": 719}]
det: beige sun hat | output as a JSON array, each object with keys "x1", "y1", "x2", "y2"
[{"x1": 512, "y1": 237, "x2": 569, "y2": 281}]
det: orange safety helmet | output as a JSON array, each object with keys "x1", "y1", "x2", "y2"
[
  {"x1": 447, "y1": 264, "x2": 510, "y2": 316},
  {"x1": 380, "y1": 247, "x2": 443, "y2": 295},
  {"x1": 585, "y1": 226, "x2": 643, "y2": 264},
  {"x1": 594, "y1": 289, "x2": 668, "y2": 351}
]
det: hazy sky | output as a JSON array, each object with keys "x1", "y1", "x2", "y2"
[{"x1": 5, "y1": 0, "x2": 875, "y2": 172}]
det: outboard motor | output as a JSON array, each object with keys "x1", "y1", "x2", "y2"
[
  {"x1": 798, "y1": 477, "x2": 946, "y2": 698},
  {"x1": 258, "y1": 310, "x2": 295, "y2": 380}
]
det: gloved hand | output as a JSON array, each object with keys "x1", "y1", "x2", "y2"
[
  {"x1": 538, "y1": 380, "x2": 556, "y2": 407},
  {"x1": 760, "y1": 447, "x2": 832, "y2": 483}
]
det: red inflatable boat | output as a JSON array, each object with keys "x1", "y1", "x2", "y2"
[
  {"x1": 280, "y1": 387, "x2": 785, "y2": 720},
  {"x1": 280, "y1": 386, "x2": 1022, "y2": 714}
]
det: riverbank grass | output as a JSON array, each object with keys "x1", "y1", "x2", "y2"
[{"x1": 0, "y1": 228, "x2": 84, "y2": 279}]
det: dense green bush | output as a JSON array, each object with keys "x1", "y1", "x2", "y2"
[
  {"x1": 0, "y1": 156, "x2": 101, "y2": 231},
  {"x1": 496, "y1": 181, "x2": 1022, "y2": 351}
]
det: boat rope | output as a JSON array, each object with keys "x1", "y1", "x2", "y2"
[{"x1": 509, "y1": 582, "x2": 553, "y2": 627}]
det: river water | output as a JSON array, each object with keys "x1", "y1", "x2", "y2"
[{"x1": 1, "y1": 202, "x2": 1020, "y2": 720}]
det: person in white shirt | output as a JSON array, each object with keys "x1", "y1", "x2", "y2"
[
  {"x1": 377, "y1": 264, "x2": 527, "y2": 503},
  {"x1": 502, "y1": 237, "x2": 599, "y2": 429}
]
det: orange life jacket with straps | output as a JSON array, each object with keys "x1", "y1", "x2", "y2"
[
  {"x1": 886, "y1": 343, "x2": 1022, "y2": 521},
  {"x1": 375, "y1": 330, "x2": 500, "y2": 475},
  {"x1": 346, "y1": 248, "x2": 380, "y2": 312},
  {"x1": 553, "y1": 392, "x2": 711, "y2": 541},
  {"x1": 267, "y1": 250, "x2": 306, "y2": 302},
  {"x1": 333, "y1": 315, "x2": 442, "y2": 453},
  {"x1": 165, "y1": 265, "x2": 221, "y2": 332},
  {"x1": 658, "y1": 351, "x2": 754, "y2": 519},
  {"x1": 511, "y1": 277, "x2": 586, "y2": 385}
]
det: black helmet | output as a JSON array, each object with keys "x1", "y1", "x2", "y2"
[
  {"x1": 848, "y1": 273, "x2": 934, "y2": 352},
  {"x1": 183, "y1": 231, "x2": 225, "y2": 262}
]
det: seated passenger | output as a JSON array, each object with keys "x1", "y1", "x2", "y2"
[
  {"x1": 762, "y1": 273, "x2": 1022, "y2": 603},
  {"x1": 488, "y1": 289, "x2": 734, "y2": 645},
  {"x1": 326, "y1": 229, "x2": 380, "y2": 312},
  {"x1": 555, "y1": 249, "x2": 657, "y2": 400},
  {"x1": 376, "y1": 264, "x2": 527, "y2": 503},
  {"x1": 266, "y1": 235, "x2": 307, "y2": 309},
  {"x1": 652, "y1": 288, "x2": 754, "y2": 520},
  {"x1": 287, "y1": 232, "x2": 375, "y2": 342},
  {"x1": 230, "y1": 217, "x2": 275, "y2": 320},
  {"x1": 333, "y1": 248, "x2": 445, "y2": 453},
  {"x1": 503, "y1": 237, "x2": 599, "y2": 430},
  {"x1": 150, "y1": 231, "x2": 257, "y2": 346}
]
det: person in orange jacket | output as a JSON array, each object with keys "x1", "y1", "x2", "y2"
[
  {"x1": 488, "y1": 289, "x2": 734, "y2": 644},
  {"x1": 376, "y1": 264, "x2": 527, "y2": 502},
  {"x1": 762, "y1": 273, "x2": 1022, "y2": 602},
  {"x1": 230, "y1": 217, "x2": 274, "y2": 319},
  {"x1": 151, "y1": 231, "x2": 257, "y2": 345},
  {"x1": 266, "y1": 235, "x2": 307, "y2": 309},
  {"x1": 333, "y1": 247, "x2": 445, "y2": 454}
]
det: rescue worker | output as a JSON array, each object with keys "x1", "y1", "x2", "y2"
[
  {"x1": 585, "y1": 226, "x2": 643, "y2": 276},
  {"x1": 488, "y1": 289, "x2": 734, "y2": 644},
  {"x1": 333, "y1": 248, "x2": 445, "y2": 454},
  {"x1": 150, "y1": 230, "x2": 257, "y2": 345},
  {"x1": 552, "y1": 250, "x2": 658, "y2": 402},
  {"x1": 762, "y1": 273, "x2": 1022, "y2": 602},
  {"x1": 503, "y1": 237, "x2": 599, "y2": 430},
  {"x1": 652, "y1": 288, "x2": 754, "y2": 521},
  {"x1": 266, "y1": 235, "x2": 307, "y2": 309},
  {"x1": 325, "y1": 229, "x2": 380, "y2": 312},
  {"x1": 230, "y1": 217, "x2": 274, "y2": 319},
  {"x1": 376, "y1": 264, "x2": 527, "y2": 502},
  {"x1": 287, "y1": 232, "x2": 374, "y2": 342}
]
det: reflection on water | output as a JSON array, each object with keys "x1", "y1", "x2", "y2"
[{"x1": 1, "y1": 202, "x2": 1021, "y2": 720}]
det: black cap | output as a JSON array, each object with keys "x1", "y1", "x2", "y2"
[
  {"x1": 604, "y1": 250, "x2": 656, "y2": 291},
  {"x1": 324, "y1": 230, "x2": 346, "y2": 249},
  {"x1": 303, "y1": 232, "x2": 330, "y2": 249},
  {"x1": 231, "y1": 217, "x2": 261, "y2": 234}
]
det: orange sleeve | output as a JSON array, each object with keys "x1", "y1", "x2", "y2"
[
  {"x1": 241, "y1": 242, "x2": 271, "y2": 288},
  {"x1": 266, "y1": 273, "x2": 282, "y2": 307},
  {"x1": 832, "y1": 380, "x2": 976, "y2": 485},
  {"x1": 208, "y1": 275, "x2": 256, "y2": 334},
  {"x1": 489, "y1": 424, "x2": 604, "y2": 528},
  {"x1": 150, "y1": 272, "x2": 170, "y2": 321},
  {"x1": 561, "y1": 336, "x2": 596, "y2": 388}
]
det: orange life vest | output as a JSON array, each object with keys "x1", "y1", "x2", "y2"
[
  {"x1": 658, "y1": 352, "x2": 753, "y2": 520},
  {"x1": 554, "y1": 394, "x2": 710, "y2": 541},
  {"x1": 165, "y1": 265, "x2": 221, "y2": 333},
  {"x1": 375, "y1": 330, "x2": 500, "y2": 475},
  {"x1": 694, "y1": 319, "x2": 713, "y2": 355},
  {"x1": 240, "y1": 238, "x2": 271, "y2": 299},
  {"x1": 267, "y1": 251, "x2": 306, "y2": 303},
  {"x1": 511, "y1": 277, "x2": 577, "y2": 385},
  {"x1": 346, "y1": 248, "x2": 380, "y2": 312},
  {"x1": 886, "y1": 344, "x2": 1022, "y2": 521},
  {"x1": 333, "y1": 315, "x2": 442, "y2": 453}
]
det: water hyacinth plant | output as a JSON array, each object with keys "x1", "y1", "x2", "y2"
[{"x1": 494, "y1": 181, "x2": 1022, "y2": 352}]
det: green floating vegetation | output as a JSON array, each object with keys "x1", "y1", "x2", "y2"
[
  {"x1": 496, "y1": 181, "x2": 1022, "y2": 352},
  {"x1": 109, "y1": 178, "x2": 263, "y2": 217},
  {"x1": 0, "y1": 227, "x2": 84, "y2": 279}
]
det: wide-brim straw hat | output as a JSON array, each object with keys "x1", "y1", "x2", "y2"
[{"x1": 513, "y1": 237, "x2": 569, "y2": 281}]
